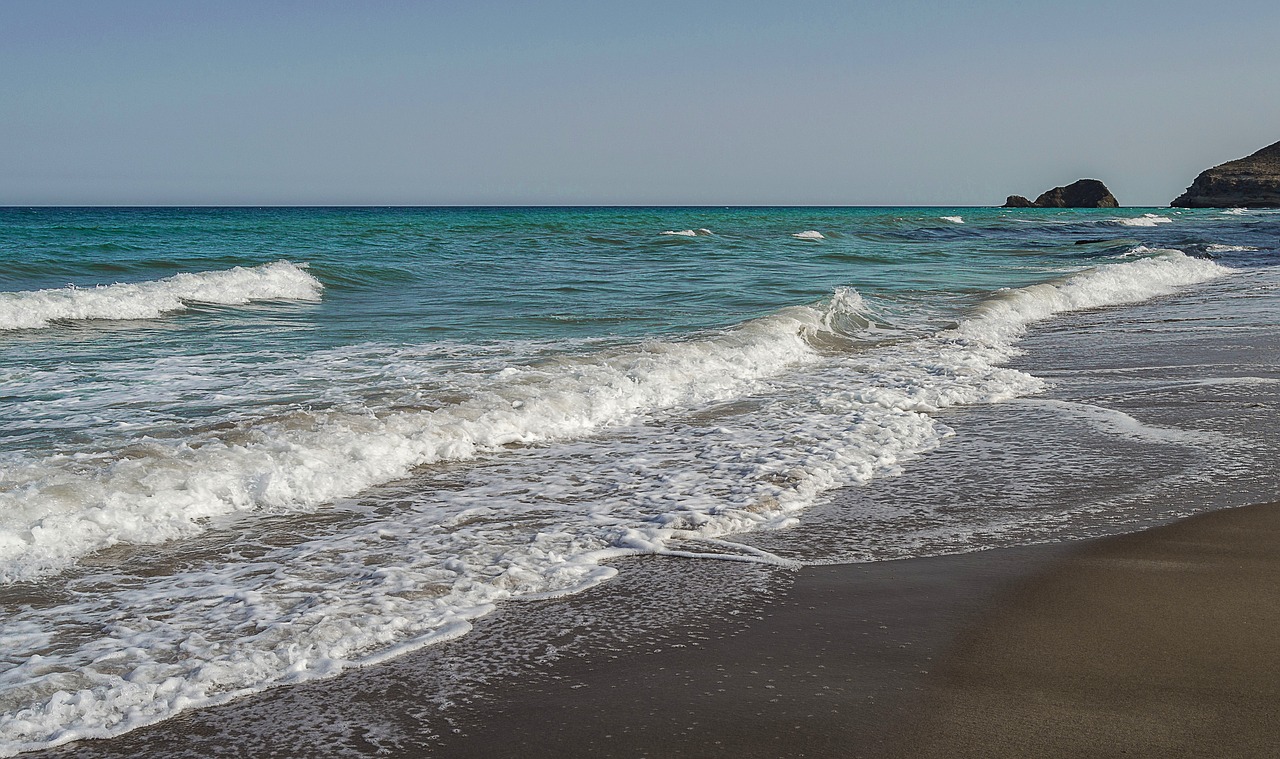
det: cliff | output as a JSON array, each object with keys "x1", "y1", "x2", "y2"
[{"x1": 1171, "y1": 140, "x2": 1280, "y2": 208}]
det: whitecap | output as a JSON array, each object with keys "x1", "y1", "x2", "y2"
[
  {"x1": 0, "y1": 261, "x2": 321, "y2": 330},
  {"x1": 1115, "y1": 213, "x2": 1173, "y2": 227},
  {"x1": 791, "y1": 230, "x2": 825, "y2": 239},
  {"x1": 940, "y1": 216, "x2": 964, "y2": 224}
]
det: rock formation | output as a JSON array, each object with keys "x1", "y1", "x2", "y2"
[
  {"x1": 1002, "y1": 179, "x2": 1119, "y2": 208},
  {"x1": 1171, "y1": 140, "x2": 1280, "y2": 208}
]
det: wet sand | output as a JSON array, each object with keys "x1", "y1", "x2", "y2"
[
  {"x1": 433, "y1": 502, "x2": 1280, "y2": 758},
  {"x1": 424, "y1": 545, "x2": 1062, "y2": 759},
  {"x1": 892, "y1": 500, "x2": 1280, "y2": 758},
  {"x1": 47, "y1": 501, "x2": 1280, "y2": 758}
]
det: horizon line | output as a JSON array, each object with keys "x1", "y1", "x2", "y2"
[{"x1": 0, "y1": 203, "x2": 1175, "y2": 210}]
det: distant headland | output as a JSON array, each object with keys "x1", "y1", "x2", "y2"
[
  {"x1": 1171, "y1": 140, "x2": 1280, "y2": 208},
  {"x1": 1003, "y1": 179, "x2": 1119, "y2": 209},
  {"x1": 999, "y1": 138, "x2": 1280, "y2": 209}
]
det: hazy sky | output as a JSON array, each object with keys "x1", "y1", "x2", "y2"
[{"x1": 3, "y1": 0, "x2": 1279, "y2": 205}]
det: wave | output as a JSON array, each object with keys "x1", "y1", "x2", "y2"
[
  {"x1": 1, "y1": 253, "x2": 1224, "y2": 582},
  {"x1": 0, "y1": 250, "x2": 1233, "y2": 754},
  {"x1": 939, "y1": 216, "x2": 964, "y2": 224},
  {"x1": 957, "y1": 250, "x2": 1225, "y2": 347},
  {"x1": 791, "y1": 230, "x2": 825, "y2": 239},
  {"x1": 1107, "y1": 243, "x2": 1165, "y2": 258},
  {"x1": 0, "y1": 262, "x2": 322, "y2": 330},
  {"x1": 659, "y1": 228, "x2": 712, "y2": 237},
  {"x1": 0, "y1": 289, "x2": 879, "y2": 584},
  {"x1": 1114, "y1": 213, "x2": 1173, "y2": 227}
]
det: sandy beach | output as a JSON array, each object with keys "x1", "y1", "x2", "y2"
[
  {"x1": 37, "y1": 500, "x2": 1277, "y2": 758},
  {"x1": 893, "y1": 500, "x2": 1280, "y2": 758},
  {"x1": 425, "y1": 502, "x2": 1280, "y2": 758}
]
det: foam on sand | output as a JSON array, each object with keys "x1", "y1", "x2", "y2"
[{"x1": 0, "y1": 262, "x2": 322, "y2": 330}]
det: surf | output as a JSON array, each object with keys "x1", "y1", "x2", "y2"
[{"x1": 0, "y1": 261, "x2": 321, "y2": 330}]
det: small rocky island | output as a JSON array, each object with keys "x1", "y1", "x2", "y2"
[
  {"x1": 1171, "y1": 140, "x2": 1280, "y2": 208},
  {"x1": 1003, "y1": 179, "x2": 1119, "y2": 208}
]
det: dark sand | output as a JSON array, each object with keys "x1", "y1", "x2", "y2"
[
  {"x1": 48, "y1": 502, "x2": 1280, "y2": 758},
  {"x1": 426, "y1": 545, "x2": 1064, "y2": 759},
  {"x1": 437, "y1": 502, "x2": 1280, "y2": 758},
  {"x1": 893, "y1": 500, "x2": 1280, "y2": 759}
]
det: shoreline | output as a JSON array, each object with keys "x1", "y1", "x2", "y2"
[
  {"x1": 18, "y1": 224, "x2": 1279, "y2": 758},
  {"x1": 425, "y1": 501, "x2": 1280, "y2": 758},
  {"x1": 42, "y1": 501, "x2": 1280, "y2": 757}
]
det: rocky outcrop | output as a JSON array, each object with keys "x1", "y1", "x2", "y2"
[
  {"x1": 1002, "y1": 179, "x2": 1119, "y2": 208},
  {"x1": 1171, "y1": 140, "x2": 1280, "y2": 208}
]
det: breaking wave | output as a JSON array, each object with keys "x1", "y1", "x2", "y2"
[
  {"x1": 0, "y1": 262, "x2": 322, "y2": 330},
  {"x1": 1114, "y1": 214, "x2": 1173, "y2": 227}
]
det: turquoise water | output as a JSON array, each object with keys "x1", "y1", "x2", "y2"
[
  {"x1": 0, "y1": 206, "x2": 1179, "y2": 343},
  {"x1": 0, "y1": 206, "x2": 1274, "y2": 754}
]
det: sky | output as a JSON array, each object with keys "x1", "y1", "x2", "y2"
[{"x1": 2, "y1": 0, "x2": 1279, "y2": 206}]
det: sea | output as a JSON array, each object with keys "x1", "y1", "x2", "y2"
[{"x1": 0, "y1": 206, "x2": 1277, "y2": 755}]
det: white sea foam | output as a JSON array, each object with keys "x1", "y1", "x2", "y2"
[
  {"x1": 659, "y1": 229, "x2": 711, "y2": 237},
  {"x1": 955, "y1": 250, "x2": 1226, "y2": 348},
  {"x1": 1114, "y1": 213, "x2": 1173, "y2": 227},
  {"x1": 1013, "y1": 398, "x2": 1227, "y2": 446},
  {"x1": 0, "y1": 291, "x2": 877, "y2": 583},
  {"x1": 1222, "y1": 208, "x2": 1248, "y2": 215},
  {"x1": 0, "y1": 262, "x2": 321, "y2": 330},
  {"x1": 1109, "y1": 244, "x2": 1166, "y2": 258},
  {"x1": 791, "y1": 230, "x2": 825, "y2": 239},
  {"x1": 1205, "y1": 244, "x2": 1260, "y2": 253},
  {"x1": 940, "y1": 216, "x2": 964, "y2": 224},
  {"x1": 0, "y1": 251, "x2": 1233, "y2": 755}
]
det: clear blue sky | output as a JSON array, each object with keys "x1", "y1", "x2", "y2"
[{"x1": 3, "y1": 0, "x2": 1278, "y2": 205}]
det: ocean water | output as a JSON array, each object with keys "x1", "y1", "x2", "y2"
[{"x1": 0, "y1": 206, "x2": 1276, "y2": 755}]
